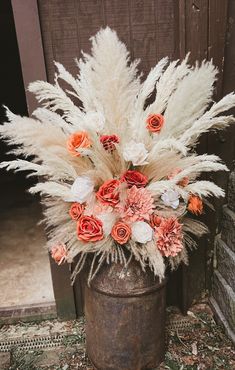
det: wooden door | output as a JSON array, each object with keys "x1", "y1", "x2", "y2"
[{"x1": 12, "y1": 0, "x2": 234, "y2": 319}]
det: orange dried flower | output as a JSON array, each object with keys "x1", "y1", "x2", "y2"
[
  {"x1": 188, "y1": 195, "x2": 203, "y2": 215},
  {"x1": 96, "y1": 179, "x2": 120, "y2": 207},
  {"x1": 111, "y1": 221, "x2": 131, "y2": 245},
  {"x1": 150, "y1": 214, "x2": 162, "y2": 230},
  {"x1": 67, "y1": 131, "x2": 91, "y2": 157},
  {"x1": 69, "y1": 202, "x2": 84, "y2": 221},
  {"x1": 146, "y1": 113, "x2": 164, "y2": 133}
]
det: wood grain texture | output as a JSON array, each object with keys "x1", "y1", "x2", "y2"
[
  {"x1": 176, "y1": 0, "x2": 210, "y2": 312},
  {"x1": 206, "y1": 0, "x2": 229, "y2": 291},
  {"x1": 38, "y1": 0, "x2": 176, "y2": 81}
]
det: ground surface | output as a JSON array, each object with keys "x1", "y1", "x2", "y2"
[
  {"x1": 0, "y1": 203, "x2": 55, "y2": 307},
  {"x1": 0, "y1": 301, "x2": 234, "y2": 370}
]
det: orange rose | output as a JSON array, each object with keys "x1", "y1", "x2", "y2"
[
  {"x1": 188, "y1": 195, "x2": 203, "y2": 215},
  {"x1": 67, "y1": 131, "x2": 91, "y2": 157},
  {"x1": 150, "y1": 214, "x2": 162, "y2": 230},
  {"x1": 167, "y1": 168, "x2": 189, "y2": 187},
  {"x1": 146, "y1": 113, "x2": 164, "y2": 133},
  {"x1": 96, "y1": 179, "x2": 120, "y2": 206},
  {"x1": 69, "y1": 202, "x2": 84, "y2": 221},
  {"x1": 77, "y1": 215, "x2": 104, "y2": 242},
  {"x1": 111, "y1": 222, "x2": 131, "y2": 245},
  {"x1": 51, "y1": 244, "x2": 67, "y2": 265}
]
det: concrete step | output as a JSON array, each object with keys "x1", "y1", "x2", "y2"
[
  {"x1": 221, "y1": 205, "x2": 235, "y2": 252},
  {"x1": 228, "y1": 170, "x2": 235, "y2": 212},
  {"x1": 215, "y1": 236, "x2": 235, "y2": 290},
  {"x1": 212, "y1": 270, "x2": 235, "y2": 331},
  {"x1": 0, "y1": 318, "x2": 86, "y2": 370}
]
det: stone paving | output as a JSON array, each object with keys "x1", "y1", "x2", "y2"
[{"x1": 0, "y1": 302, "x2": 234, "y2": 370}]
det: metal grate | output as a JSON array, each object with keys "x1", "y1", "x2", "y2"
[
  {"x1": 167, "y1": 317, "x2": 214, "y2": 331},
  {"x1": 0, "y1": 334, "x2": 66, "y2": 352},
  {"x1": 167, "y1": 318, "x2": 193, "y2": 331}
]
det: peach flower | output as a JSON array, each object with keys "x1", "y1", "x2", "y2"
[
  {"x1": 188, "y1": 195, "x2": 203, "y2": 215},
  {"x1": 111, "y1": 222, "x2": 131, "y2": 245},
  {"x1": 155, "y1": 217, "x2": 183, "y2": 257},
  {"x1": 67, "y1": 131, "x2": 91, "y2": 157},
  {"x1": 117, "y1": 185, "x2": 154, "y2": 222},
  {"x1": 69, "y1": 202, "x2": 84, "y2": 221},
  {"x1": 96, "y1": 179, "x2": 120, "y2": 207},
  {"x1": 167, "y1": 168, "x2": 189, "y2": 187},
  {"x1": 100, "y1": 135, "x2": 120, "y2": 152},
  {"x1": 146, "y1": 113, "x2": 164, "y2": 133},
  {"x1": 77, "y1": 215, "x2": 104, "y2": 242},
  {"x1": 51, "y1": 243, "x2": 67, "y2": 265}
]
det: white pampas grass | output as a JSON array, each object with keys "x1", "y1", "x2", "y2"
[
  {"x1": 0, "y1": 27, "x2": 235, "y2": 282},
  {"x1": 28, "y1": 80, "x2": 84, "y2": 125},
  {"x1": 146, "y1": 55, "x2": 190, "y2": 115},
  {"x1": 162, "y1": 61, "x2": 217, "y2": 138},
  {"x1": 185, "y1": 181, "x2": 225, "y2": 198}
]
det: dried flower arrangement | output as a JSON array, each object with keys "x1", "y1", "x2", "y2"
[{"x1": 1, "y1": 28, "x2": 235, "y2": 283}]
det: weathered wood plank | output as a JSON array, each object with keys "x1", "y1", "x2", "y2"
[
  {"x1": 11, "y1": 0, "x2": 47, "y2": 114},
  {"x1": 49, "y1": 256, "x2": 77, "y2": 320},
  {"x1": 175, "y1": 0, "x2": 210, "y2": 312},
  {"x1": 206, "y1": 0, "x2": 229, "y2": 291}
]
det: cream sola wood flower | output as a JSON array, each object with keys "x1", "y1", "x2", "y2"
[{"x1": 0, "y1": 27, "x2": 235, "y2": 284}]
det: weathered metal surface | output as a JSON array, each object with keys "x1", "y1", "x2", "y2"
[{"x1": 85, "y1": 258, "x2": 166, "y2": 370}]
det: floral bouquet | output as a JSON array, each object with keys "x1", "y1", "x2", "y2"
[{"x1": 1, "y1": 28, "x2": 235, "y2": 284}]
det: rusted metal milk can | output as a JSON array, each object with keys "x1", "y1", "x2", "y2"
[{"x1": 85, "y1": 257, "x2": 166, "y2": 370}]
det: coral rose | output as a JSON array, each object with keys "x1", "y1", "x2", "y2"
[
  {"x1": 146, "y1": 113, "x2": 164, "y2": 133},
  {"x1": 96, "y1": 179, "x2": 120, "y2": 206},
  {"x1": 69, "y1": 202, "x2": 84, "y2": 221},
  {"x1": 100, "y1": 135, "x2": 119, "y2": 152},
  {"x1": 77, "y1": 215, "x2": 104, "y2": 242},
  {"x1": 188, "y1": 195, "x2": 203, "y2": 215},
  {"x1": 67, "y1": 131, "x2": 91, "y2": 157},
  {"x1": 150, "y1": 214, "x2": 162, "y2": 230},
  {"x1": 167, "y1": 168, "x2": 189, "y2": 187},
  {"x1": 51, "y1": 243, "x2": 67, "y2": 265},
  {"x1": 121, "y1": 170, "x2": 148, "y2": 188},
  {"x1": 155, "y1": 218, "x2": 183, "y2": 257},
  {"x1": 111, "y1": 222, "x2": 131, "y2": 245}
]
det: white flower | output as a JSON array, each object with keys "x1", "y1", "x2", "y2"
[
  {"x1": 123, "y1": 140, "x2": 149, "y2": 166},
  {"x1": 161, "y1": 189, "x2": 180, "y2": 209},
  {"x1": 131, "y1": 221, "x2": 153, "y2": 244},
  {"x1": 84, "y1": 111, "x2": 105, "y2": 133},
  {"x1": 98, "y1": 212, "x2": 117, "y2": 236},
  {"x1": 65, "y1": 176, "x2": 94, "y2": 203}
]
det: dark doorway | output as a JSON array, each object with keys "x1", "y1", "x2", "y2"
[{"x1": 0, "y1": 0, "x2": 55, "y2": 320}]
